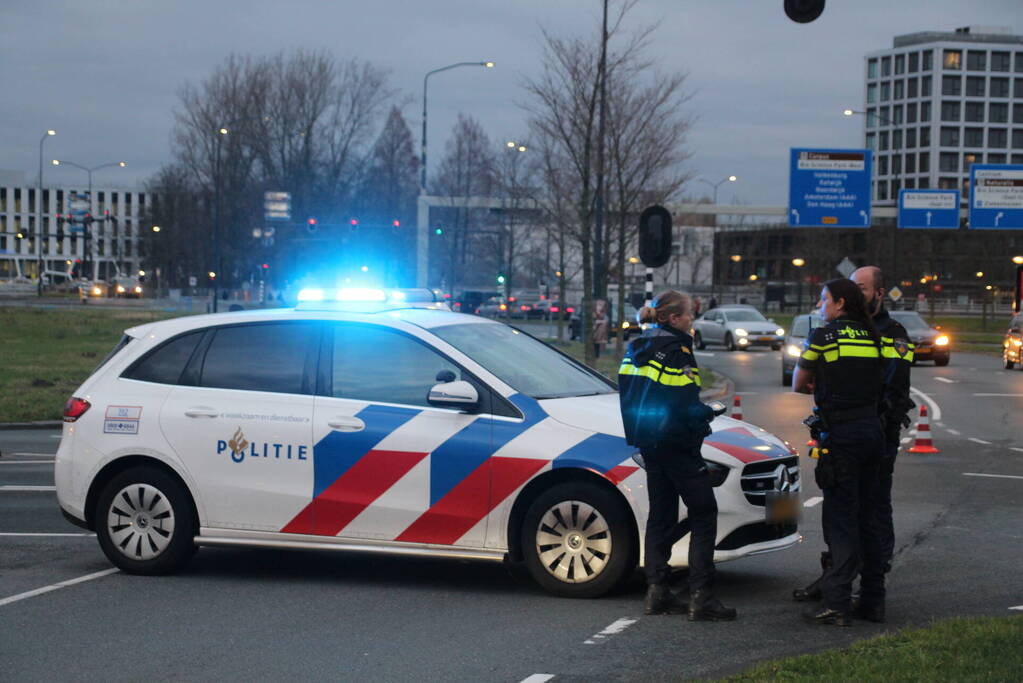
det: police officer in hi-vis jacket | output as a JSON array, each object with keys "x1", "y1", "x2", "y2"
[{"x1": 618, "y1": 290, "x2": 736, "y2": 622}]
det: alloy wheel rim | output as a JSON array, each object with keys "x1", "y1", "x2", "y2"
[
  {"x1": 535, "y1": 500, "x2": 611, "y2": 584},
  {"x1": 106, "y1": 483, "x2": 175, "y2": 561}
]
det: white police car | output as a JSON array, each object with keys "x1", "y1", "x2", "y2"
[{"x1": 56, "y1": 288, "x2": 800, "y2": 598}]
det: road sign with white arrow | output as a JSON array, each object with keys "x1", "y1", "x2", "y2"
[
  {"x1": 969, "y1": 164, "x2": 1023, "y2": 230},
  {"x1": 898, "y1": 189, "x2": 960, "y2": 229},
  {"x1": 788, "y1": 148, "x2": 872, "y2": 228}
]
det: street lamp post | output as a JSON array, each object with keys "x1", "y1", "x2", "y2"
[
  {"x1": 51, "y1": 159, "x2": 126, "y2": 283},
  {"x1": 792, "y1": 257, "x2": 806, "y2": 312},
  {"x1": 844, "y1": 108, "x2": 900, "y2": 279},
  {"x1": 36, "y1": 129, "x2": 55, "y2": 296},
  {"x1": 420, "y1": 60, "x2": 494, "y2": 193},
  {"x1": 698, "y1": 175, "x2": 738, "y2": 205}
]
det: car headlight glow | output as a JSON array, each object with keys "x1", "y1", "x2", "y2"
[
  {"x1": 787, "y1": 344, "x2": 802, "y2": 357},
  {"x1": 116, "y1": 285, "x2": 125, "y2": 293},
  {"x1": 934, "y1": 335, "x2": 949, "y2": 346},
  {"x1": 734, "y1": 328, "x2": 748, "y2": 336},
  {"x1": 91, "y1": 286, "x2": 101, "y2": 296},
  {"x1": 776, "y1": 328, "x2": 785, "y2": 336},
  {"x1": 134, "y1": 286, "x2": 142, "y2": 294},
  {"x1": 622, "y1": 321, "x2": 630, "y2": 328}
]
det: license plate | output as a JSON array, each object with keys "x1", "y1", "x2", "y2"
[
  {"x1": 758, "y1": 336, "x2": 773, "y2": 341},
  {"x1": 765, "y1": 491, "x2": 800, "y2": 524}
]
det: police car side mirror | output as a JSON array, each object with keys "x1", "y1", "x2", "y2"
[{"x1": 428, "y1": 380, "x2": 479, "y2": 411}]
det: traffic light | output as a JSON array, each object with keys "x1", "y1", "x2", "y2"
[
  {"x1": 307, "y1": 217, "x2": 317, "y2": 233},
  {"x1": 434, "y1": 227, "x2": 443, "y2": 236},
  {"x1": 392, "y1": 220, "x2": 400, "y2": 227},
  {"x1": 349, "y1": 218, "x2": 359, "y2": 227},
  {"x1": 638, "y1": 205, "x2": 673, "y2": 268},
  {"x1": 262, "y1": 263, "x2": 270, "y2": 270},
  {"x1": 497, "y1": 274, "x2": 506, "y2": 284}
]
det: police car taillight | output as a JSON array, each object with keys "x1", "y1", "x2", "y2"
[{"x1": 63, "y1": 397, "x2": 91, "y2": 422}]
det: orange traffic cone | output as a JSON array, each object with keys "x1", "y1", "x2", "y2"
[
  {"x1": 730, "y1": 395, "x2": 743, "y2": 420},
  {"x1": 907, "y1": 404, "x2": 940, "y2": 454}
]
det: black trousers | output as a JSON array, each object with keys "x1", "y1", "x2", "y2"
[
  {"x1": 642, "y1": 446, "x2": 717, "y2": 592},
  {"x1": 817, "y1": 417, "x2": 886, "y2": 611},
  {"x1": 878, "y1": 441, "x2": 898, "y2": 570}
]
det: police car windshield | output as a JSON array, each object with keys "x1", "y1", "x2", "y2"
[
  {"x1": 431, "y1": 323, "x2": 615, "y2": 399},
  {"x1": 889, "y1": 311, "x2": 930, "y2": 331},
  {"x1": 723, "y1": 310, "x2": 767, "y2": 322}
]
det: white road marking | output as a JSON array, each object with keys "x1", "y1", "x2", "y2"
[
  {"x1": 694, "y1": 351, "x2": 714, "y2": 358},
  {"x1": 909, "y1": 387, "x2": 941, "y2": 422},
  {"x1": 900, "y1": 437, "x2": 911, "y2": 444},
  {"x1": 803, "y1": 496, "x2": 823, "y2": 508},
  {"x1": 934, "y1": 377, "x2": 955, "y2": 384},
  {"x1": 0, "y1": 533, "x2": 94, "y2": 537},
  {"x1": 10, "y1": 452, "x2": 56, "y2": 457},
  {"x1": 1011, "y1": 447, "x2": 1023, "y2": 453},
  {"x1": 0, "y1": 486, "x2": 56, "y2": 492},
  {"x1": 945, "y1": 428, "x2": 961, "y2": 436},
  {"x1": 0, "y1": 461, "x2": 55, "y2": 465},
  {"x1": 963, "y1": 472, "x2": 1023, "y2": 481},
  {"x1": 519, "y1": 675, "x2": 555, "y2": 683},
  {"x1": 973, "y1": 393, "x2": 1023, "y2": 397},
  {"x1": 583, "y1": 617, "x2": 638, "y2": 645},
  {"x1": 968, "y1": 438, "x2": 992, "y2": 446},
  {"x1": 0, "y1": 568, "x2": 119, "y2": 608},
  {"x1": 1010, "y1": 606, "x2": 1023, "y2": 611}
]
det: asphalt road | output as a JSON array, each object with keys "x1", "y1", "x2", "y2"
[{"x1": 2, "y1": 347, "x2": 1022, "y2": 681}]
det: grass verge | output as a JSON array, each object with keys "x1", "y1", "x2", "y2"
[
  {"x1": 0, "y1": 306, "x2": 180, "y2": 422},
  {"x1": 726, "y1": 615, "x2": 1023, "y2": 682}
]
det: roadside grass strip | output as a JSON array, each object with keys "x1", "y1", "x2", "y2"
[{"x1": 726, "y1": 615, "x2": 1023, "y2": 682}]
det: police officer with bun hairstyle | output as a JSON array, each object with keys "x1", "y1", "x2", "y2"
[
  {"x1": 618, "y1": 290, "x2": 736, "y2": 621},
  {"x1": 792, "y1": 267, "x2": 913, "y2": 621},
  {"x1": 793, "y1": 278, "x2": 887, "y2": 626}
]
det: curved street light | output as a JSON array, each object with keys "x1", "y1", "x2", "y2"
[
  {"x1": 698, "y1": 175, "x2": 737, "y2": 204},
  {"x1": 35, "y1": 129, "x2": 55, "y2": 296},
  {"x1": 420, "y1": 61, "x2": 494, "y2": 192}
]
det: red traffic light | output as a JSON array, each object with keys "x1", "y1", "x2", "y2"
[
  {"x1": 392, "y1": 220, "x2": 400, "y2": 227},
  {"x1": 350, "y1": 218, "x2": 359, "y2": 226},
  {"x1": 307, "y1": 217, "x2": 317, "y2": 226},
  {"x1": 261, "y1": 263, "x2": 269, "y2": 269}
]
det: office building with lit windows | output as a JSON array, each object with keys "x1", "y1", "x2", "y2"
[
  {"x1": 0, "y1": 170, "x2": 147, "y2": 284},
  {"x1": 859, "y1": 26, "x2": 1023, "y2": 202}
]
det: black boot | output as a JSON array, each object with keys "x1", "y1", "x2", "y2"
[
  {"x1": 852, "y1": 598, "x2": 886, "y2": 623},
  {"x1": 803, "y1": 606, "x2": 851, "y2": 626},
  {"x1": 644, "y1": 584, "x2": 688, "y2": 615},
  {"x1": 792, "y1": 551, "x2": 832, "y2": 602},
  {"x1": 687, "y1": 589, "x2": 737, "y2": 622}
]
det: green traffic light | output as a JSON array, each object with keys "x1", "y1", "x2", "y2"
[
  {"x1": 434, "y1": 228, "x2": 443, "y2": 235},
  {"x1": 497, "y1": 275, "x2": 505, "y2": 284}
]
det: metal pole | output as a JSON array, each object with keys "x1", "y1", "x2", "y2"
[
  {"x1": 645, "y1": 267, "x2": 654, "y2": 307},
  {"x1": 36, "y1": 132, "x2": 51, "y2": 296},
  {"x1": 87, "y1": 170, "x2": 93, "y2": 282},
  {"x1": 593, "y1": 0, "x2": 608, "y2": 300},
  {"x1": 421, "y1": 74, "x2": 429, "y2": 193},
  {"x1": 213, "y1": 133, "x2": 221, "y2": 313}
]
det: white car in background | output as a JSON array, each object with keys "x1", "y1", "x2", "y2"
[
  {"x1": 55, "y1": 289, "x2": 800, "y2": 598},
  {"x1": 693, "y1": 305, "x2": 785, "y2": 352}
]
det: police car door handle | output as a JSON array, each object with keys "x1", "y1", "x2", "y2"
[
  {"x1": 327, "y1": 416, "x2": 365, "y2": 432},
  {"x1": 184, "y1": 407, "x2": 219, "y2": 419}
]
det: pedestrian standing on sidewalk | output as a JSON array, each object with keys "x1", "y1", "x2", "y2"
[{"x1": 618, "y1": 290, "x2": 736, "y2": 621}]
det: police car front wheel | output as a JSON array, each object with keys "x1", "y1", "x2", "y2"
[
  {"x1": 521, "y1": 482, "x2": 635, "y2": 598},
  {"x1": 95, "y1": 466, "x2": 197, "y2": 575}
]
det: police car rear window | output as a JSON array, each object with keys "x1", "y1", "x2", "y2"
[
  {"x1": 94, "y1": 334, "x2": 134, "y2": 373},
  {"x1": 123, "y1": 331, "x2": 204, "y2": 385}
]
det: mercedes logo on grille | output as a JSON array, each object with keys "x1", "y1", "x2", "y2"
[{"x1": 774, "y1": 464, "x2": 794, "y2": 492}]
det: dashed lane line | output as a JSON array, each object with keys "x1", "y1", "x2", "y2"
[
  {"x1": 519, "y1": 676, "x2": 555, "y2": 683},
  {"x1": 583, "y1": 617, "x2": 638, "y2": 645},
  {"x1": 803, "y1": 496, "x2": 823, "y2": 508},
  {"x1": 945, "y1": 428, "x2": 962, "y2": 436},
  {"x1": 1011, "y1": 447, "x2": 1023, "y2": 453},
  {"x1": 694, "y1": 351, "x2": 715, "y2": 358},
  {"x1": 0, "y1": 533, "x2": 95, "y2": 537},
  {"x1": 963, "y1": 472, "x2": 1023, "y2": 481},
  {"x1": 968, "y1": 438, "x2": 993, "y2": 446},
  {"x1": 0, "y1": 486, "x2": 57, "y2": 492},
  {"x1": 934, "y1": 377, "x2": 956, "y2": 384},
  {"x1": 0, "y1": 568, "x2": 119, "y2": 608},
  {"x1": 1010, "y1": 606, "x2": 1023, "y2": 611},
  {"x1": 900, "y1": 437, "x2": 911, "y2": 444}
]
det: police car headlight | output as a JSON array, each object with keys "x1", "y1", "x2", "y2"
[
  {"x1": 776, "y1": 328, "x2": 785, "y2": 336},
  {"x1": 622, "y1": 321, "x2": 630, "y2": 329},
  {"x1": 934, "y1": 335, "x2": 949, "y2": 346},
  {"x1": 787, "y1": 344, "x2": 802, "y2": 357},
  {"x1": 734, "y1": 328, "x2": 748, "y2": 337}
]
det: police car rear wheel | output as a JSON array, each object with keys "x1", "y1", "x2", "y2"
[
  {"x1": 95, "y1": 467, "x2": 197, "y2": 575},
  {"x1": 521, "y1": 482, "x2": 635, "y2": 598}
]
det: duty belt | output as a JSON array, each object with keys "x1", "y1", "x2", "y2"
[{"x1": 823, "y1": 405, "x2": 878, "y2": 425}]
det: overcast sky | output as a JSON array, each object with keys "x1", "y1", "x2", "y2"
[{"x1": 1, "y1": 0, "x2": 1017, "y2": 203}]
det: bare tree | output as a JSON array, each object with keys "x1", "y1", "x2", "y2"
[{"x1": 432, "y1": 114, "x2": 496, "y2": 291}]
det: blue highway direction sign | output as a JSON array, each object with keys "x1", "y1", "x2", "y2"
[
  {"x1": 898, "y1": 189, "x2": 960, "y2": 229},
  {"x1": 969, "y1": 164, "x2": 1023, "y2": 230},
  {"x1": 789, "y1": 148, "x2": 872, "y2": 228}
]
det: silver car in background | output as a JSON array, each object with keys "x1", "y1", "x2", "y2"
[{"x1": 694, "y1": 305, "x2": 785, "y2": 352}]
